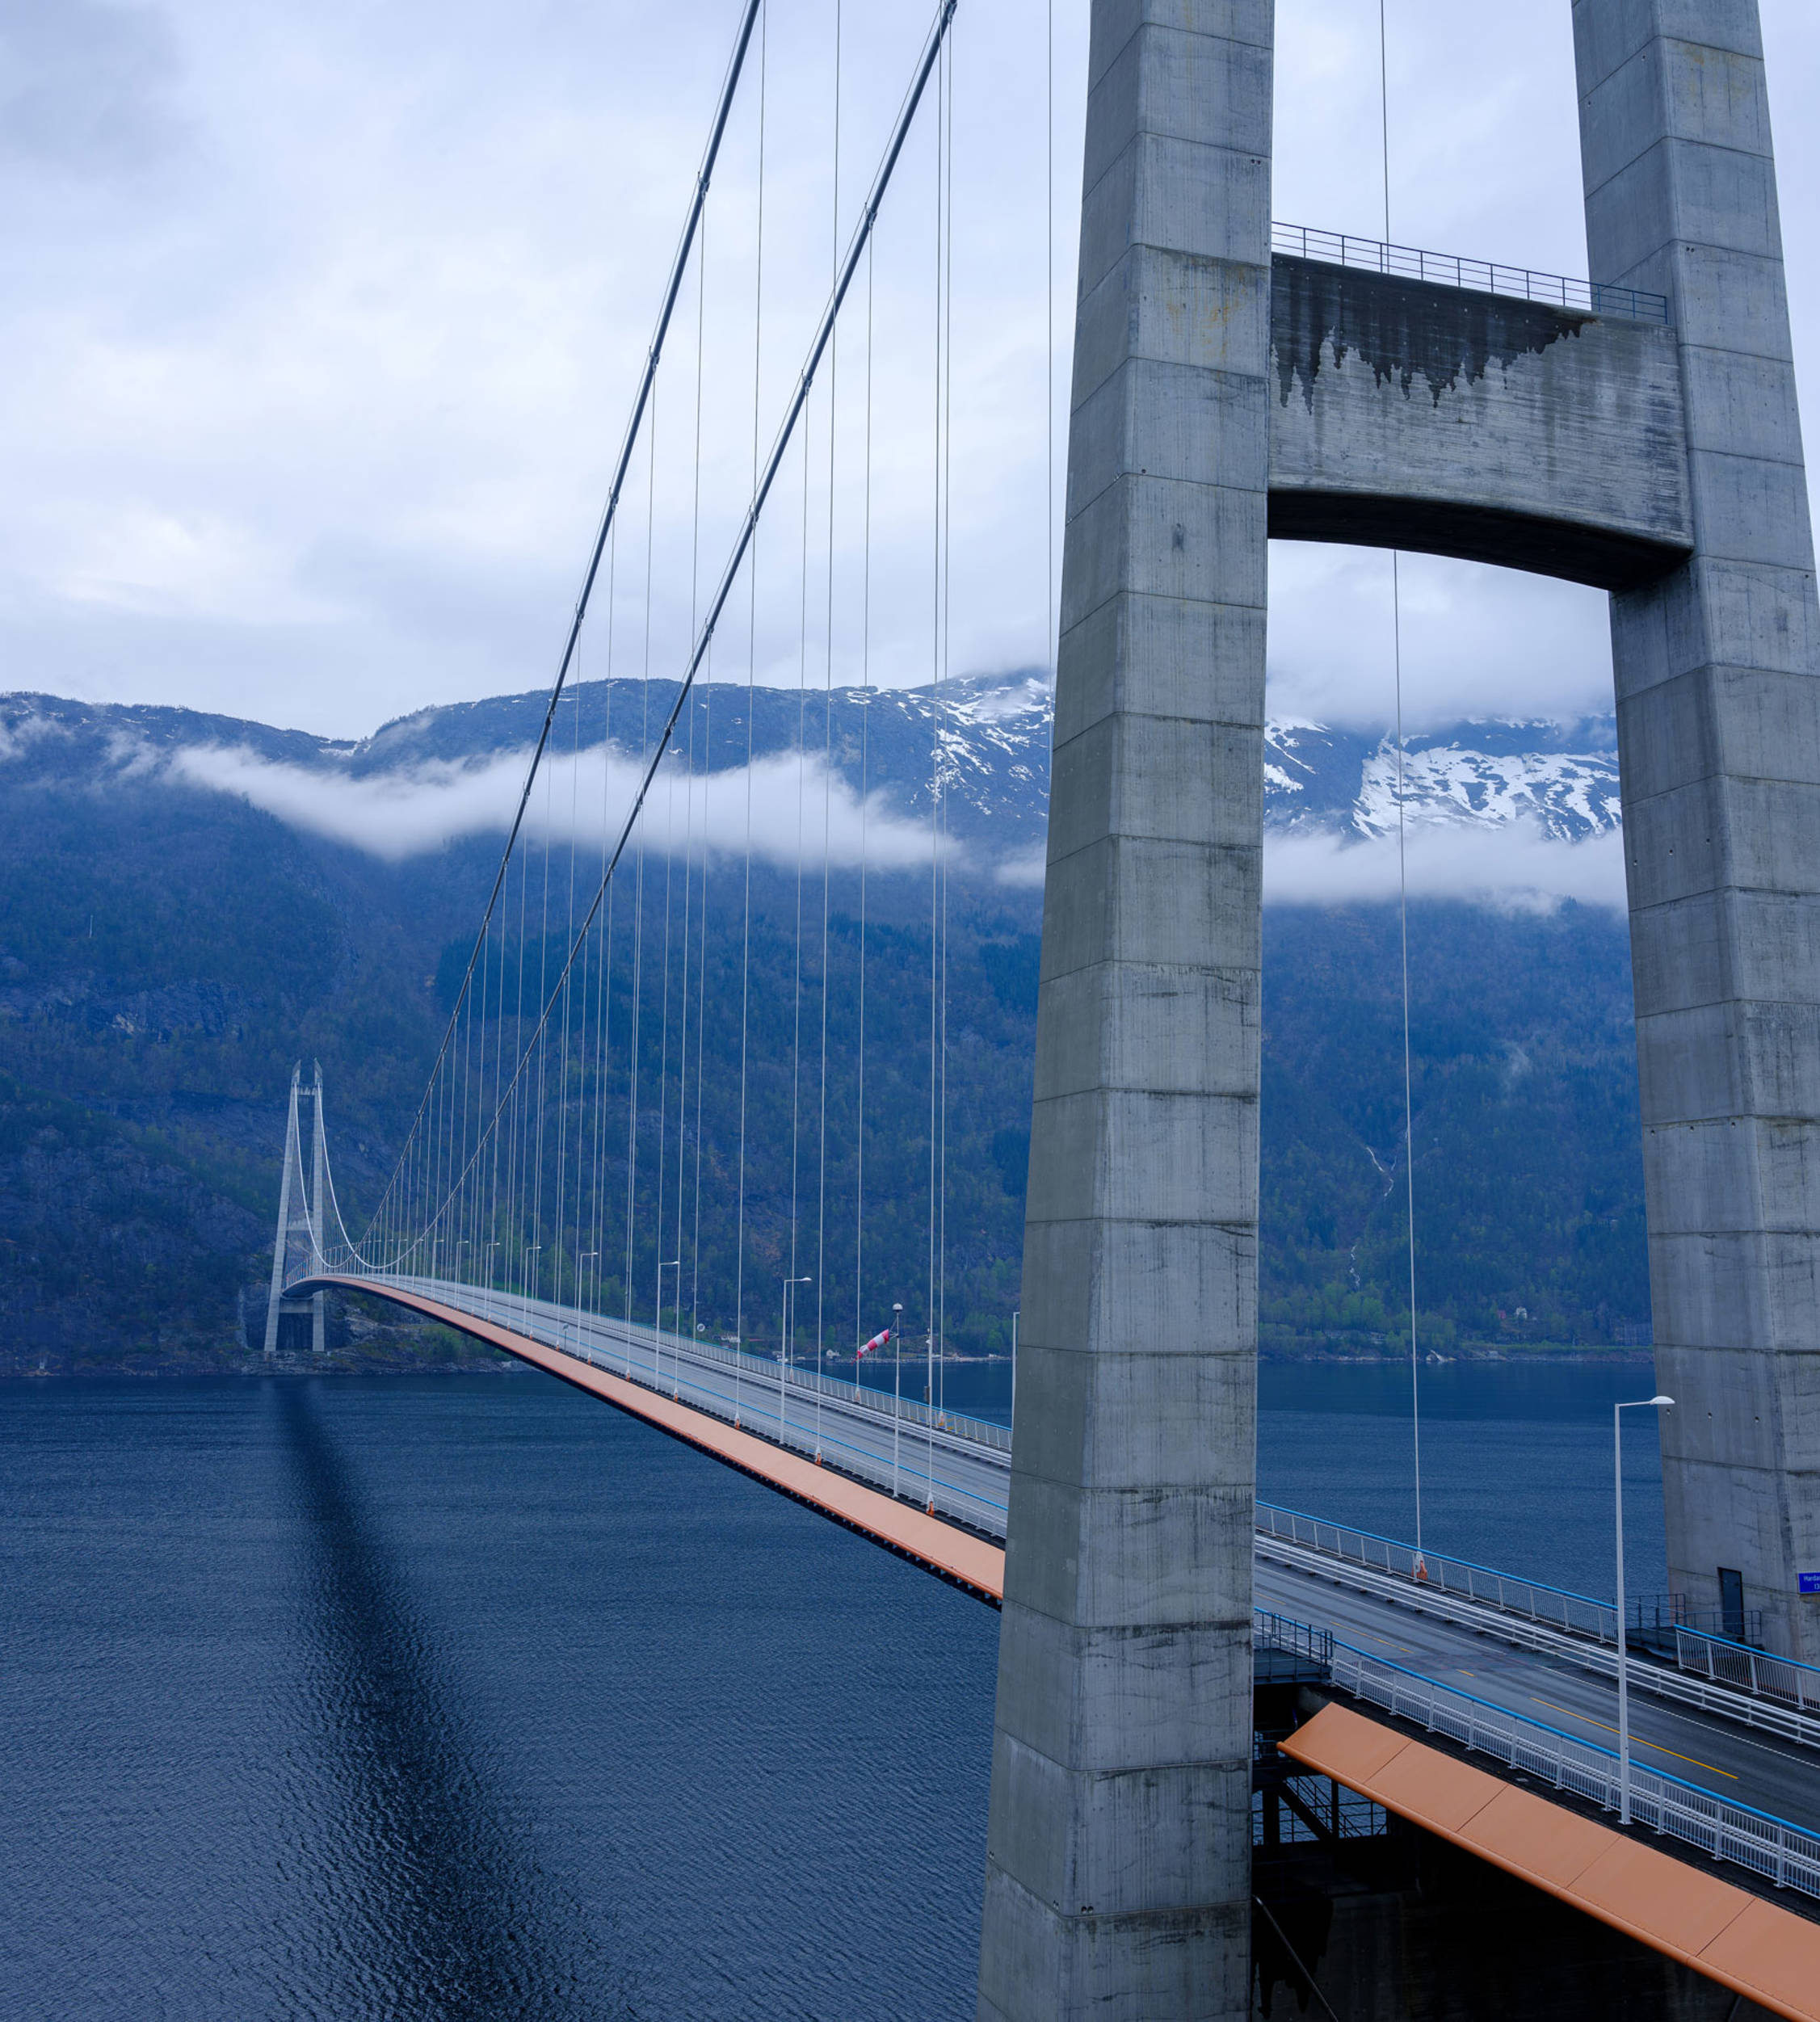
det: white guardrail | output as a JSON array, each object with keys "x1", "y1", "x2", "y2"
[
  {"x1": 1671, "y1": 1627, "x2": 1820, "y2": 1715},
  {"x1": 1257, "y1": 1501, "x2": 1619, "y2": 1639},
  {"x1": 1257, "y1": 1500, "x2": 1820, "y2": 1726},
  {"x1": 1330, "y1": 1640, "x2": 1820, "y2": 1902},
  {"x1": 385, "y1": 1276, "x2": 1013, "y2": 1536},
  {"x1": 1257, "y1": 1526, "x2": 1820, "y2": 1753},
  {"x1": 325, "y1": 1273, "x2": 1820, "y2": 1743}
]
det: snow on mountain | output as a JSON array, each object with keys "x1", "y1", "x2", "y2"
[
  {"x1": 1260, "y1": 714, "x2": 1620, "y2": 844},
  {"x1": 0, "y1": 672, "x2": 1623, "y2": 875}
]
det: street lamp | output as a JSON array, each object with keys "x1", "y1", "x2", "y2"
[
  {"x1": 659, "y1": 1259, "x2": 682, "y2": 1396},
  {"x1": 780, "y1": 1275, "x2": 812, "y2": 1439},
  {"x1": 522, "y1": 1244, "x2": 541, "y2": 1326},
  {"x1": 1615, "y1": 1393, "x2": 1675, "y2": 1826},
  {"x1": 926, "y1": 1326, "x2": 936, "y2": 1514},
  {"x1": 892, "y1": 1302, "x2": 905, "y2": 1500},
  {"x1": 1011, "y1": 1308, "x2": 1019, "y2": 1427}
]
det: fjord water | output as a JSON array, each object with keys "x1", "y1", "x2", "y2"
[{"x1": 1, "y1": 1360, "x2": 1662, "y2": 2021}]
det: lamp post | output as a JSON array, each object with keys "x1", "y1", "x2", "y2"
[
  {"x1": 926, "y1": 1326, "x2": 936, "y2": 1515},
  {"x1": 1615, "y1": 1393, "x2": 1674, "y2": 1826},
  {"x1": 659, "y1": 1259, "x2": 682, "y2": 1396},
  {"x1": 892, "y1": 1302, "x2": 905, "y2": 1500},
  {"x1": 780, "y1": 1275, "x2": 811, "y2": 1440},
  {"x1": 1011, "y1": 1308, "x2": 1019, "y2": 1427},
  {"x1": 521, "y1": 1244, "x2": 541, "y2": 1331},
  {"x1": 481, "y1": 1239, "x2": 498, "y2": 1293}
]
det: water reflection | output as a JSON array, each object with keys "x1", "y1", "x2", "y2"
[{"x1": 273, "y1": 1381, "x2": 632, "y2": 2021}]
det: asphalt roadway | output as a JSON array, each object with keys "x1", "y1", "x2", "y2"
[{"x1": 362, "y1": 1274, "x2": 1820, "y2": 1835}]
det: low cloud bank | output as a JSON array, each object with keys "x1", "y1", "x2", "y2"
[
  {"x1": 1263, "y1": 820, "x2": 1626, "y2": 912},
  {"x1": 166, "y1": 740, "x2": 1624, "y2": 909},
  {"x1": 170, "y1": 742, "x2": 945, "y2": 872}
]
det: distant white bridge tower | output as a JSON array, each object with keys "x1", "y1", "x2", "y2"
[{"x1": 263, "y1": 1061, "x2": 327, "y2": 1357}]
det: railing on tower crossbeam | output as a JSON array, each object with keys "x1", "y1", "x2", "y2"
[{"x1": 1271, "y1": 219, "x2": 1671, "y2": 324}]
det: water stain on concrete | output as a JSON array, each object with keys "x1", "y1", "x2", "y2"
[{"x1": 1272, "y1": 255, "x2": 1592, "y2": 411}]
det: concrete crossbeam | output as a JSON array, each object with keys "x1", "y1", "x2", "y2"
[{"x1": 1266, "y1": 256, "x2": 1692, "y2": 588}]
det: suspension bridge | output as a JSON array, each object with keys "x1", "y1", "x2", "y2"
[{"x1": 261, "y1": 1, "x2": 1820, "y2": 2015}]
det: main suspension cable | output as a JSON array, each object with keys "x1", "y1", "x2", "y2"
[
  {"x1": 355, "y1": 0, "x2": 763, "y2": 1247},
  {"x1": 405, "y1": 0, "x2": 962, "y2": 1260}
]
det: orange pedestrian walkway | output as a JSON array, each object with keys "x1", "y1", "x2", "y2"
[
  {"x1": 319, "y1": 1276, "x2": 1007, "y2": 1605},
  {"x1": 1280, "y1": 1699, "x2": 1820, "y2": 2022}
]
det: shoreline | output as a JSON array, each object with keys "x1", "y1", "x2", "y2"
[{"x1": 0, "y1": 1344, "x2": 1656, "y2": 1381}]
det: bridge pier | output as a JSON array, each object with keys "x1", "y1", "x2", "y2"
[
  {"x1": 977, "y1": 2, "x2": 1271, "y2": 2016},
  {"x1": 1575, "y1": 0, "x2": 1820, "y2": 1663}
]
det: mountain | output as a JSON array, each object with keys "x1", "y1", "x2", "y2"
[
  {"x1": 0, "y1": 677, "x2": 1646, "y2": 1369},
  {"x1": 2, "y1": 672, "x2": 1623, "y2": 860}
]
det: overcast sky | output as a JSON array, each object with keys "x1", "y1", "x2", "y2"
[{"x1": 4, "y1": 0, "x2": 1817, "y2": 741}]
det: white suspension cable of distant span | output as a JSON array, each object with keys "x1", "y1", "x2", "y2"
[
  {"x1": 347, "y1": 0, "x2": 763, "y2": 1263},
  {"x1": 814, "y1": 0, "x2": 843, "y2": 1463},
  {"x1": 397, "y1": 0, "x2": 961, "y2": 1291},
  {"x1": 733, "y1": 0, "x2": 768, "y2": 1427}
]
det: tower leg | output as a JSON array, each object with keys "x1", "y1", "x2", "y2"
[
  {"x1": 977, "y1": 4, "x2": 1271, "y2": 2015},
  {"x1": 262, "y1": 1068, "x2": 302, "y2": 1359},
  {"x1": 1576, "y1": 0, "x2": 1820, "y2": 1660},
  {"x1": 309, "y1": 1066, "x2": 328, "y2": 1354}
]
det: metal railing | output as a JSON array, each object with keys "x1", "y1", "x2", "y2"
[
  {"x1": 1328, "y1": 1640, "x2": 1820, "y2": 1900},
  {"x1": 1253, "y1": 1776, "x2": 1387, "y2": 1847},
  {"x1": 1256, "y1": 1609, "x2": 1334, "y2": 1671},
  {"x1": 380, "y1": 1274, "x2": 1012, "y2": 1535},
  {"x1": 1668, "y1": 1623, "x2": 1820, "y2": 1715},
  {"x1": 1256, "y1": 1501, "x2": 1619, "y2": 1640},
  {"x1": 397, "y1": 1275, "x2": 1013, "y2": 1452},
  {"x1": 1259, "y1": 1517, "x2": 1820, "y2": 1752},
  {"x1": 1255, "y1": 1499, "x2": 1820, "y2": 1723},
  {"x1": 1633, "y1": 1588, "x2": 1767, "y2": 1658},
  {"x1": 1271, "y1": 220, "x2": 1671, "y2": 325}
]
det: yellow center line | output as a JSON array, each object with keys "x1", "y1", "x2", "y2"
[{"x1": 1528, "y1": 1699, "x2": 1737, "y2": 1780}]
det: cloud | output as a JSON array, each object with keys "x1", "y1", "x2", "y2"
[
  {"x1": 994, "y1": 845, "x2": 1047, "y2": 889},
  {"x1": 169, "y1": 739, "x2": 947, "y2": 872},
  {"x1": 3, "y1": 0, "x2": 1817, "y2": 751},
  {"x1": 1266, "y1": 543, "x2": 1616, "y2": 734},
  {"x1": 993, "y1": 820, "x2": 1625, "y2": 912},
  {"x1": 0, "y1": 0, "x2": 186, "y2": 177},
  {"x1": 1263, "y1": 821, "x2": 1627, "y2": 913}
]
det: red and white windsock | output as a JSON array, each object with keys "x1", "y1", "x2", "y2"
[{"x1": 856, "y1": 1326, "x2": 892, "y2": 1361}]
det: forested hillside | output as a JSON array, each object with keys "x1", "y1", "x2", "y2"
[{"x1": 0, "y1": 681, "x2": 1647, "y2": 1368}]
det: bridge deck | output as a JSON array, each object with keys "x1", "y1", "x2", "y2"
[
  {"x1": 1282, "y1": 1701, "x2": 1820, "y2": 2022},
  {"x1": 1256, "y1": 1553, "x2": 1820, "y2": 1836},
  {"x1": 326, "y1": 1277, "x2": 1005, "y2": 1604},
  {"x1": 304, "y1": 1276, "x2": 1820, "y2": 1877}
]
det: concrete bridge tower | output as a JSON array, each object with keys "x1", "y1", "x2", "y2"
[
  {"x1": 1574, "y1": 2, "x2": 1820, "y2": 1666},
  {"x1": 980, "y1": 0, "x2": 1820, "y2": 2015},
  {"x1": 977, "y1": 6, "x2": 1272, "y2": 2016}
]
